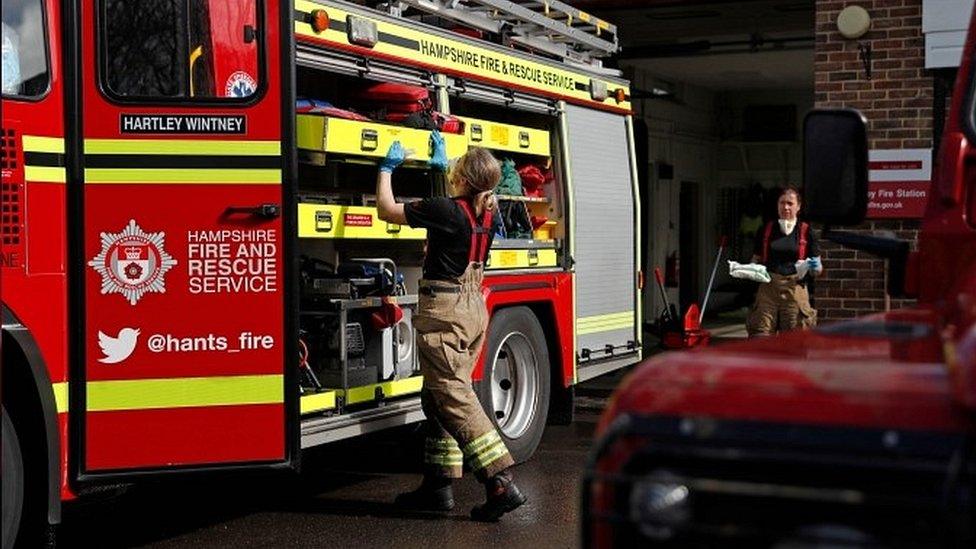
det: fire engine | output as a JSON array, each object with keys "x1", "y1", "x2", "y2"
[
  {"x1": 584, "y1": 8, "x2": 976, "y2": 548},
  {"x1": 1, "y1": 0, "x2": 641, "y2": 545}
]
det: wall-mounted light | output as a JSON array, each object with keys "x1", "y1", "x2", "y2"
[{"x1": 837, "y1": 5, "x2": 873, "y2": 79}]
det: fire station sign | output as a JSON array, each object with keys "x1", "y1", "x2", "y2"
[{"x1": 867, "y1": 148, "x2": 932, "y2": 218}]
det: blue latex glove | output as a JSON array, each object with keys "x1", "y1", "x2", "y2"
[
  {"x1": 428, "y1": 130, "x2": 448, "y2": 172},
  {"x1": 380, "y1": 141, "x2": 407, "y2": 173},
  {"x1": 807, "y1": 256, "x2": 822, "y2": 272}
]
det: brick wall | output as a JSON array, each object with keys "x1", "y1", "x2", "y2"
[{"x1": 813, "y1": 0, "x2": 931, "y2": 321}]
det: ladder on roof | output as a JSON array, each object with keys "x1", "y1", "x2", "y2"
[{"x1": 392, "y1": 0, "x2": 618, "y2": 66}]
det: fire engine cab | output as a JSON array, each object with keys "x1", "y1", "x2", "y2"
[{"x1": 1, "y1": 0, "x2": 640, "y2": 545}]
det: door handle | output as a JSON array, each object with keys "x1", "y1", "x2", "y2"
[{"x1": 225, "y1": 203, "x2": 281, "y2": 218}]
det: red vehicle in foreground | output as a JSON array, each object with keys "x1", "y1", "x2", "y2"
[{"x1": 584, "y1": 10, "x2": 976, "y2": 549}]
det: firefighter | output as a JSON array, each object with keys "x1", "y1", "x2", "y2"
[
  {"x1": 747, "y1": 186, "x2": 823, "y2": 336},
  {"x1": 375, "y1": 131, "x2": 526, "y2": 521}
]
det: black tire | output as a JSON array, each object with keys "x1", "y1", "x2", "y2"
[
  {"x1": 2, "y1": 406, "x2": 24, "y2": 549},
  {"x1": 476, "y1": 307, "x2": 550, "y2": 463}
]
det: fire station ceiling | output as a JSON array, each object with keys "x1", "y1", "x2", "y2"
[{"x1": 580, "y1": 0, "x2": 815, "y2": 90}]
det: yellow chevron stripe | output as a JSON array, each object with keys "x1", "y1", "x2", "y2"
[
  {"x1": 577, "y1": 311, "x2": 634, "y2": 328},
  {"x1": 577, "y1": 311, "x2": 635, "y2": 335},
  {"x1": 84, "y1": 139, "x2": 280, "y2": 155},
  {"x1": 86, "y1": 374, "x2": 283, "y2": 412},
  {"x1": 300, "y1": 391, "x2": 337, "y2": 414},
  {"x1": 22, "y1": 135, "x2": 65, "y2": 153},
  {"x1": 84, "y1": 168, "x2": 281, "y2": 184},
  {"x1": 53, "y1": 382, "x2": 69, "y2": 413},
  {"x1": 337, "y1": 376, "x2": 424, "y2": 405},
  {"x1": 24, "y1": 166, "x2": 66, "y2": 183}
]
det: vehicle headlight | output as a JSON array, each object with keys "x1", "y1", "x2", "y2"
[{"x1": 628, "y1": 471, "x2": 691, "y2": 540}]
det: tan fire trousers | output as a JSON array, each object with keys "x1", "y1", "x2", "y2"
[
  {"x1": 414, "y1": 263, "x2": 514, "y2": 482},
  {"x1": 746, "y1": 273, "x2": 818, "y2": 337}
]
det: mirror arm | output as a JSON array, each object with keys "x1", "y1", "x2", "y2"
[{"x1": 822, "y1": 227, "x2": 911, "y2": 297}]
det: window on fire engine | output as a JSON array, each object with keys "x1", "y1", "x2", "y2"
[
  {"x1": 2, "y1": 0, "x2": 50, "y2": 98},
  {"x1": 102, "y1": 0, "x2": 260, "y2": 100}
]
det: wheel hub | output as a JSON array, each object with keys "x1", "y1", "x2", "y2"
[{"x1": 489, "y1": 331, "x2": 540, "y2": 439}]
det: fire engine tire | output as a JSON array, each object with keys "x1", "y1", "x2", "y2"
[
  {"x1": 476, "y1": 307, "x2": 550, "y2": 464},
  {"x1": 2, "y1": 406, "x2": 24, "y2": 549}
]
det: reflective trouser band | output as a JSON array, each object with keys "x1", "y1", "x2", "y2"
[
  {"x1": 462, "y1": 431, "x2": 510, "y2": 471},
  {"x1": 424, "y1": 437, "x2": 463, "y2": 466}
]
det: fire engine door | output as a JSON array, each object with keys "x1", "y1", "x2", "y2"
[{"x1": 73, "y1": 0, "x2": 296, "y2": 475}]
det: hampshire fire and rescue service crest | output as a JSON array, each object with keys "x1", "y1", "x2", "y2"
[{"x1": 88, "y1": 219, "x2": 177, "y2": 305}]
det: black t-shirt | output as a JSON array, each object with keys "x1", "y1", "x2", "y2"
[
  {"x1": 753, "y1": 221, "x2": 820, "y2": 276},
  {"x1": 404, "y1": 197, "x2": 499, "y2": 281}
]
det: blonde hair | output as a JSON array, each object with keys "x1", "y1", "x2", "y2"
[{"x1": 449, "y1": 147, "x2": 501, "y2": 216}]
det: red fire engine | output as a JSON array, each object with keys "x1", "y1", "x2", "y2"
[
  {"x1": 584, "y1": 8, "x2": 976, "y2": 548},
  {"x1": 2, "y1": 0, "x2": 642, "y2": 545}
]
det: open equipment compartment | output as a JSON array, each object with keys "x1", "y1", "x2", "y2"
[
  {"x1": 295, "y1": 67, "x2": 441, "y2": 412},
  {"x1": 449, "y1": 95, "x2": 566, "y2": 271}
]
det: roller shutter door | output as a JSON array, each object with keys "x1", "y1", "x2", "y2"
[{"x1": 565, "y1": 104, "x2": 638, "y2": 361}]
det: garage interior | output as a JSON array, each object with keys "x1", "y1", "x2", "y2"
[{"x1": 581, "y1": 0, "x2": 815, "y2": 333}]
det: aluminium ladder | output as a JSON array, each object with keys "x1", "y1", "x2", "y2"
[{"x1": 390, "y1": 0, "x2": 618, "y2": 66}]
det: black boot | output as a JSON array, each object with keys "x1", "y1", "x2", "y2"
[
  {"x1": 471, "y1": 470, "x2": 526, "y2": 522},
  {"x1": 395, "y1": 476, "x2": 454, "y2": 512}
]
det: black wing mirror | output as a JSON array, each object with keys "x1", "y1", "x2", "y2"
[{"x1": 802, "y1": 109, "x2": 869, "y2": 225}]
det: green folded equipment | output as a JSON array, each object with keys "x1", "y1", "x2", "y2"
[{"x1": 495, "y1": 159, "x2": 523, "y2": 196}]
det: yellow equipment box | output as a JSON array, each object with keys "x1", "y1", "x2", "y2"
[
  {"x1": 297, "y1": 114, "x2": 468, "y2": 162},
  {"x1": 458, "y1": 117, "x2": 550, "y2": 157},
  {"x1": 298, "y1": 203, "x2": 428, "y2": 240}
]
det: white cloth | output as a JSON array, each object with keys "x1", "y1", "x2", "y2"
[
  {"x1": 729, "y1": 261, "x2": 771, "y2": 283},
  {"x1": 778, "y1": 218, "x2": 796, "y2": 235},
  {"x1": 794, "y1": 259, "x2": 809, "y2": 279}
]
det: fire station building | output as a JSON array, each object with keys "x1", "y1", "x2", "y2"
[{"x1": 582, "y1": 0, "x2": 974, "y2": 324}]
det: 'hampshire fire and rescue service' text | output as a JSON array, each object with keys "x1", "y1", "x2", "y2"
[{"x1": 186, "y1": 229, "x2": 278, "y2": 294}]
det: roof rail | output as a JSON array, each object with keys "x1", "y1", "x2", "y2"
[{"x1": 389, "y1": 0, "x2": 618, "y2": 66}]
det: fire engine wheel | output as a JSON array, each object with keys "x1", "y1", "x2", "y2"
[
  {"x1": 477, "y1": 307, "x2": 550, "y2": 464},
  {"x1": 2, "y1": 406, "x2": 24, "y2": 549}
]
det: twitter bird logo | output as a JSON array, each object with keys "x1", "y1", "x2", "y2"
[{"x1": 98, "y1": 328, "x2": 140, "y2": 364}]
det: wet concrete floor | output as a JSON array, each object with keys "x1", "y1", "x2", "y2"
[{"x1": 57, "y1": 388, "x2": 617, "y2": 549}]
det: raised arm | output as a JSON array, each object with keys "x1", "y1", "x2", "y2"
[{"x1": 376, "y1": 141, "x2": 408, "y2": 225}]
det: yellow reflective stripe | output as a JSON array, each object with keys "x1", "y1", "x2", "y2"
[
  {"x1": 84, "y1": 168, "x2": 281, "y2": 184},
  {"x1": 467, "y1": 441, "x2": 510, "y2": 470},
  {"x1": 426, "y1": 437, "x2": 461, "y2": 451},
  {"x1": 339, "y1": 376, "x2": 423, "y2": 405},
  {"x1": 462, "y1": 430, "x2": 502, "y2": 457},
  {"x1": 86, "y1": 374, "x2": 283, "y2": 412},
  {"x1": 52, "y1": 382, "x2": 69, "y2": 413},
  {"x1": 84, "y1": 139, "x2": 280, "y2": 155},
  {"x1": 22, "y1": 135, "x2": 65, "y2": 153},
  {"x1": 300, "y1": 391, "x2": 337, "y2": 414},
  {"x1": 425, "y1": 438, "x2": 463, "y2": 461},
  {"x1": 577, "y1": 321, "x2": 633, "y2": 335},
  {"x1": 577, "y1": 311, "x2": 635, "y2": 335},
  {"x1": 424, "y1": 452, "x2": 464, "y2": 466},
  {"x1": 577, "y1": 311, "x2": 634, "y2": 327},
  {"x1": 24, "y1": 166, "x2": 66, "y2": 183},
  {"x1": 425, "y1": 447, "x2": 463, "y2": 458}
]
